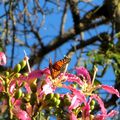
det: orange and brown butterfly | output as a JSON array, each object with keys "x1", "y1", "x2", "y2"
[{"x1": 49, "y1": 56, "x2": 71, "y2": 79}]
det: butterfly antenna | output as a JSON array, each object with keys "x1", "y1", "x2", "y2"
[
  {"x1": 64, "y1": 55, "x2": 68, "y2": 58},
  {"x1": 49, "y1": 58, "x2": 53, "y2": 66},
  {"x1": 63, "y1": 63, "x2": 69, "y2": 74},
  {"x1": 64, "y1": 55, "x2": 71, "y2": 61}
]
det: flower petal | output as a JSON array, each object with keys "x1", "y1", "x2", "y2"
[
  {"x1": 90, "y1": 94, "x2": 107, "y2": 115},
  {"x1": 13, "y1": 107, "x2": 31, "y2": 120},
  {"x1": 63, "y1": 85, "x2": 86, "y2": 111},
  {"x1": 42, "y1": 83, "x2": 53, "y2": 95},
  {"x1": 69, "y1": 112, "x2": 77, "y2": 120},
  {"x1": 63, "y1": 85, "x2": 86, "y2": 103},
  {"x1": 0, "y1": 52, "x2": 6, "y2": 65},
  {"x1": 27, "y1": 68, "x2": 50, "y2": 82},
  {"x1": 75, "y1": 67, "x2": 91, "y2": 84},
  {"x1": 101, "y1": 85, "x2": 120, "y2": 97},
  {"x1": 82, "y1": 103, "x2": 90, "y2": 117},
  {"x1": 93, "y1": 110, "x2": 119, "y2": 120},
  {"x1": 107, "y1": 110, "x2": 118, "y2": 118},
  {"x1": 69, "y1": 95, "x2": 79, "y2": 110},
  {"x1": 65, "y1": 73, "x2": 84, "y2": 86}
]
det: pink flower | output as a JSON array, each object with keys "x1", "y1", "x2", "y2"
[
  {"x1": 69, "y1": 112, "x2": 77, "y2": 120},
  {"x1": 13, "y1": 107, "x2": 31, "y2": 120},
  {"x1": 0, "y1": 52, "x2": 6, "y2": 65},
  {"x1": 75, "y1": 67, "x2": 91, "y2": 84},
  {"x1": 63, "y1": 67, "x2": 119, "y2": 120}
]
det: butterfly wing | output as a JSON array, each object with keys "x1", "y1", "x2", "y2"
[
  {"x1": 49, "y1": 57, "x2": 71, "y2": 79},
  {"x1": 52, "y1": 57, "x2": 71, "y2": 71},
  {"x1": 50, "y1": 67, "x2": 61, "y2": 79},
  {"x1": 49, "y1": 59, "x2": 61, "y2": 79}
]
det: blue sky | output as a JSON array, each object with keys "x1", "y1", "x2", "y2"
[{"x1": 3, "y1": 0, "x2": 115, "y2": 87}]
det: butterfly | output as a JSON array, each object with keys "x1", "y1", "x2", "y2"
[{"x1": 49, "y1": 56, "x2": 71, "y2": 79}]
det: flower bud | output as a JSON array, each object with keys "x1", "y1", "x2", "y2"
[
  {"x1": 22, "y1": 94, "x2": 31, "y2": 103},
  {"x1": 30, "y1": 93, "x2": 37, "y2": 106},
  {"x1": 90, "y1": 115, "x2": 94, "y2": 119},
  {"x1": 15, "y1": 73, "x2": 21, "y2": 78},
  {"x1": 48, "y1": 106, "x2": 53, "y2": 110},
  {"x1": 64, "y1": 99, "x2": 71, "y2": 106},
  {"x1": 90, "y1": 100, "x2": 95, "y2": 111},
  {"x1": 20, "y1": 103, "x2": 26, "y2": 110},
  {"x1": 63, "y1": 96, "x2": 71, "y2": 106},
  {"x1": 54, "y1": 93, "x2": 60, "y2": 99},
  {"x1": 14, "y1": 64, "x2": 21, "y2": 73},
  {"x1": 2, "y1": 80, "x2": 5, "y2": 86},
  {"x1": 90, "y1": 100, "x2": 96, "y2": 106},
  {"x1": 5, "y1": 71, "x2": 9, "y2": 76},
  {"x1": 5, "y1": 78, "x2": 9, "y2": 84},
  {"x1": 30, "y1": 83, "x2": 37, "y2": 93},
  {"x1": 19, "y1": 60, "x2": 26, "y2": 69},
  {"x1": 52, "y1": 97, "x2": 57, "y2": 106},
  {"x1": 15, "y1": 88, "x2": 22, "y2": 99},
  {"x1": 55, "y1": 99, "x2": 60, "y2": 106},
  {"x1": 50, "y1": 97, "x2": 61, "y2": 107},
  {"x1": 23, "y1": 73, "x2": 28, "y2": 76},
  {"x1": 45, "y1": 93, "x2": 54, "y2": 100},
  {"x1": 71, "y1": 83, "x2": 77, "y2": 88},
  {"x1": 90, "y1": 105, "x2": 95, "y2": 110}
]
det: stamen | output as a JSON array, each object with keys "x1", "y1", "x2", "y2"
[
  {"x1": 24, "y1": 50, "x2": 31, "y2": 73},
  {"x1": 92, "y1": 66, "x2": 98, "y2": 85}
]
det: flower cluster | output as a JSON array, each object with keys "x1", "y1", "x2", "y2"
[{"x1": 0, "y1": 52, "x2": 119, "y2": 120}]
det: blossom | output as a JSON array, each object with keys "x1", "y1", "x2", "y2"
[
  {"x1": 0, "y1": 52, "x2": 6, "y2": 65},
  {"x1": 13, "y1": 107, "x2": 31, "y2": 120},
  {"x1": 64, "y1": 67, "x2": 120, "y2": 119}
]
